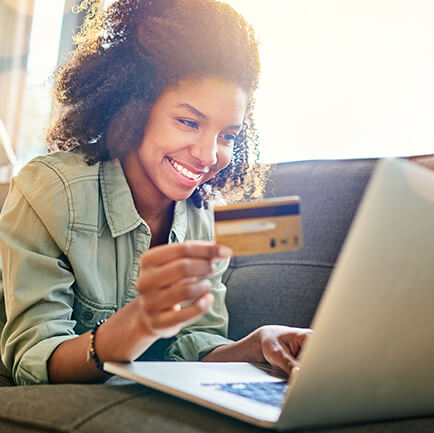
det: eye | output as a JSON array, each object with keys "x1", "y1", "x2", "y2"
[
  {"x1": 219, "y1": 132, "x2": 237, "y2": 142},
  {"x1": 178, "y1": 119, "x2": 199, "y2": 129}
]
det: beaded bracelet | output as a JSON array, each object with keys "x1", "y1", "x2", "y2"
[{"x1": 87, "y1": 319, "x2": 106, "y2": 371}]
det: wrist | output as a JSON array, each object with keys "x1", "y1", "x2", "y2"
[
  {"x1": 248, "y1": 326, "x2": 267, "y2": 363},
  {"x1": 87, "y1": 319, "x2": 108, "y2": 371},
  {"x1": 95, "y1": 300, "x2": 159, "y2": 363},
  {"x1": 202, "y1": 328, "x2": 266, "y2": 363},
  {"x1": 130, "y1": 298, "x2": 160, "y2": 343}
]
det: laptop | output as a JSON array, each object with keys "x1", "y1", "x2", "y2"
[{"x1": 105, "y1": 158, "x2": 434, "y2": 431}]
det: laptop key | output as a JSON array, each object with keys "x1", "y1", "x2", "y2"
[{"x1": 212, "y1": 381, "x2": 288, "y2": 407}]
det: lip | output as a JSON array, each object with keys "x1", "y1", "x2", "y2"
[
  {"x1": 167, "y1": 156, "x2": 208, "y2": 175},
  {"x1": 166, "y1": 157, "x2": 205, "y2": 187}
]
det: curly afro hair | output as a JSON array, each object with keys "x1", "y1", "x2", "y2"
[{"x1": 47, "y1": 0, "x2": 266, "y2": 207}]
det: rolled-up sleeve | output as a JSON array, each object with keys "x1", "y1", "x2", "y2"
[
  {"x1": 166, "y1": 257, "x2": 234, "y2": 361},
  {"x1": 0, "y1": 178, "x2": 77, "y2": 385}
]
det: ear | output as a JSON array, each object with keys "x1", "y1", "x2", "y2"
[{"x1": 106, "y1": 98, "x2": 151, "y2": 160}]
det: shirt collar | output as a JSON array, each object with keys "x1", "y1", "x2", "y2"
[
  {"x1": 99, "y1": 159, "x2": 142, "y2": 237},
  {"x1": 99, "y1": 158, "x2": 190, "y2": 241}
]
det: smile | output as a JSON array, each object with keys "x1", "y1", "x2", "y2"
[{"x1": 167, "y1": 157, "x2": 203, "y2": 181}]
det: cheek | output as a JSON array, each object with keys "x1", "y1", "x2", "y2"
[
  {"x1": 138, "y1": 126, "x2": 182, "y2": 159},
  {"x1": 216, "y1": 146, "x2": 234, "y2": 171}
]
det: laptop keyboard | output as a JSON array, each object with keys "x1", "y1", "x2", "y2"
[{"x1": 205, "y1": 381, "x2": 288, "y2": 407}]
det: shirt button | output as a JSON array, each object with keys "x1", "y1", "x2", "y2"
[{"x1": 83, "y1": 310, "x2": 94, "y2": 321}]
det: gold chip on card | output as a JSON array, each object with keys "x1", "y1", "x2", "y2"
[{"x1": 214, "y1": 196, "x2": 302, "y2": 256}]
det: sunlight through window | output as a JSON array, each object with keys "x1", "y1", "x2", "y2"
[
  {"x1": 224, "y1": 0, "x2": 434, "y2": 162},
  {"x1": 15, "y1": 0, "x2": 65, "y2": 170}
]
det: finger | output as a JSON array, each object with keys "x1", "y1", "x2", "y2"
[
  {"x1": 292, "y1": 366, "x2": 301, "y2": 376},
  {"x1": 262, "y1": 334, "x2": 300, "y2": 376},
  {"x1": 137, "y1": 258, "x2": 215, "y2": 294},
  {"x1": 269, "y1": 347, "x2": 299, "y2": 376},
  {"x1": 281, "y1": 330, "x2": 313, "y2": 358},
  {"x1": 150, "y1": 293, "x2": 214, "y2": 331},
  {"x1": 141, "y1": 279, "x2": 212, "y2": 313},
  {"x1": 141, "y1": 241, "x2": 232, "y2": 268}
]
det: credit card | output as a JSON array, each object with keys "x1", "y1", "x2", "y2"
[{"x1": 214, "y1": 196, "x2": 302, "y2": 256}]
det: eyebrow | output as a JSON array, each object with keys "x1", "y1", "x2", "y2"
[
  {"x1": 178, "y1": 103, "x2": 207, "y2": 119},
  {"x1": 177, "y1": 103, "x2": 242, "y2": 130}
]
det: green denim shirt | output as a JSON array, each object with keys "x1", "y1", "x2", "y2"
[{"x1": 0, "y1": 150, "x2": 232, "y2": 385}]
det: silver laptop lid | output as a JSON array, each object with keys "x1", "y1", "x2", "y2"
[{"x1": 278, "y1": 158, "x2": 434, "y2": 430}]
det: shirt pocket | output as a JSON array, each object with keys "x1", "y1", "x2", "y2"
[{"x1": 72, "y1": 288, "x2": 117, "y2": 335}]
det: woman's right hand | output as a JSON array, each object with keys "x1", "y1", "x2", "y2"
[
  {"x1": 49, "y1": 241, "x2": 231, "y2": 383},
  {"x1": 134, "y1": 241, "x2": 232, "y2": 339}
]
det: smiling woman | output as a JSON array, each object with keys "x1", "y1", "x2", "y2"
[
  {"x1": 0, "y1": 0, "x2": 310, "y2": 387},
  {"x1": 124, "y1": 79, "x2": 248, "y2": 207},
  {"x1": 47, "y1": 0, "x2": 264, "y2": 207}
]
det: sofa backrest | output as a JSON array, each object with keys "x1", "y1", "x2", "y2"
[{"x1": 223, "y1": 158, "x2": 376, "y2": 340}]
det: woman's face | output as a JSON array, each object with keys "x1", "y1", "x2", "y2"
[{"x1": 134, "y1": 77, "x2": 248, "y2": 203}]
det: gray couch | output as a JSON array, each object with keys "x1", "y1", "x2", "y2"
[{"x1": 0, "y1": 157, "x2": 433, "y2": 433}]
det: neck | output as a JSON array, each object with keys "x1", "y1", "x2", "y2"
[{"x1": 121, "y1": 149, "x2": 173, "y2": 222}]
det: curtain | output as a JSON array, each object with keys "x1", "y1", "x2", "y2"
[
  {"x1": 0, "y1": 0, "x2": 88, "y2": 179},
  {"x1": 0, "y1": 0, "x2": 34, "y2": 158}
]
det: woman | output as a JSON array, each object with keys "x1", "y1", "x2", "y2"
[{"x1": 0, "y1": 0, "x2": 310, "y2": 386}]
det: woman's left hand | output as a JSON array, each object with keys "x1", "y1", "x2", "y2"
[
  {"x1": 254, "y1": 325, "x2": 312, "y2": 375},
  {"x1": 202, "y1": 324, "x2": 312, "y2": 375}
]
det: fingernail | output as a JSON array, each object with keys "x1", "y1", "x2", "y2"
[
  {"x1": 199, "y1": 278, "x2": 212, "y2": 289},
  {"x1": 291, "y1": 366, "x2": 300, "y2": 377},
  {"x1": 199, "y1": 293, "x2": 214, "y2": 309},
  {"x1": 198, "y1": 297, "x2": 207, "y2": 309},
  {"x1": 218, "y1": 246, "x2": 232, "y2": 257}
]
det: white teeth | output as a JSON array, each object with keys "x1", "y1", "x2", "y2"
[{"x1": 169, "y1": 158, "x2": 201, "y2": 181}]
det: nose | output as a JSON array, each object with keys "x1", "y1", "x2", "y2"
[{"x1": 189, "y1": 133, "x2": 218, "y2": 168}]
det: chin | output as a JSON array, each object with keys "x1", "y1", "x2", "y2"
[{"x1": 165, "y1": 188, "x2": 196, "y2": 202}]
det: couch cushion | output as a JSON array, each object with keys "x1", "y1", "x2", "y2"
[
  {"x1": 224, "y1": 159, "x2": 376, "y2": 340},
  {"x1": 0, "y1": 378, "x2": 432, "y2": 433},
  {"x1": 0, "y1": 379, "x2": 147, "y2": 433}
]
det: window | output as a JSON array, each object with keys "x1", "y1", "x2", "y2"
[
  {"x1": 15, "y1": 0, "x2": 66, "y2": 169},
  {"x1": 224, "y1": 0, "x2": 434, "y2": 162}
]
